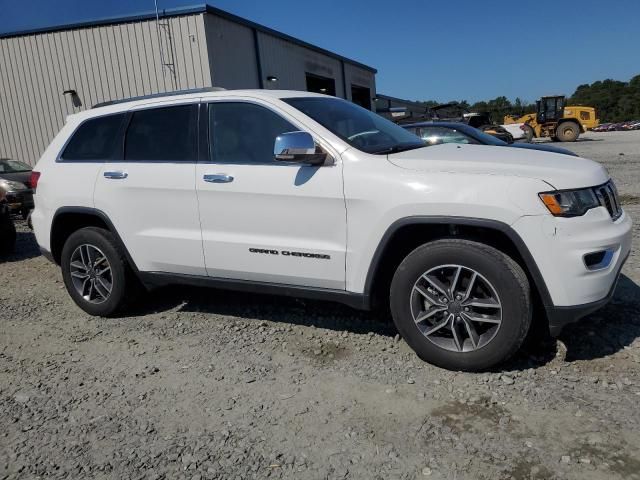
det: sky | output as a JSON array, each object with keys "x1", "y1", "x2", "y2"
[{"x1": 1, "y1": 0, "x2": 638, "y2": 103}]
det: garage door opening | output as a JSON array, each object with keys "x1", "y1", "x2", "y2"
[
  {"x1": 351, "y1": 85, "x2": 371, "y2": 109},
  {"x1": 306, "y1": 73, "x2": 336, "y2": 96}
]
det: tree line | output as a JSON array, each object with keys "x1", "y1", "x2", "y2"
[{"x1": 417, "y1": 74, "x2": 640, "y2": 124}]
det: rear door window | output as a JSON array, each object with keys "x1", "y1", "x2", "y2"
[
  {"x1": 125, "y1": 105, "x2": 197, "y2": 161},
  {"x1": 61, "y1": 113, "x2": 125, "y2": 160}
]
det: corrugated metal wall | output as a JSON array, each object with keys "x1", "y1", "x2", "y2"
[
  {"x1": 257, "y1": 32, "x2": 346, "y2": 97},
  {"x1": 203, "y1": 14, "x2": 376, "y2": 104},
  {"x1": 0, "y1": 13, "x2": 210, "y2": 165},
  {"x1": 204, "y1": 14, "x2": 260, "y2": 89},
  {"x1": 344, "y1": 63, "x2": 377, "y2": 104},
  {"x1": 0, "y1": 10, "x2": 377, "y2": 166}
]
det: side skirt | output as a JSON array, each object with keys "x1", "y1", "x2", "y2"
[{"x1": 137, "y1": 272, "x2": 371, "y2": 311}]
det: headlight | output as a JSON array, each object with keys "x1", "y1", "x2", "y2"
[
  {"x1": 539, "y1": 188, "x2": 600, "y2": 217},
  {"x1": 0, "y1": 179, "x2": 26, "y2": 192}
]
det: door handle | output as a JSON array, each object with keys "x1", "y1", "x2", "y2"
[
  {"x1": 103, "y1": 171, "x2": 128, "y2": 179},
  {"x1": 203, "y1": 174, "x2": 234, "y2": 183}
]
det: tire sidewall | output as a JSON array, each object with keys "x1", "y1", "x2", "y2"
[
  {"x1": 557, "y1": 122, "x2": 579, "y2": 142},
  {"x1": 60, "y1": 228, "x2": 127, "y2": 316},
  {"x1": 390, "y1": 241, "x2": 530, "y2": 371}
]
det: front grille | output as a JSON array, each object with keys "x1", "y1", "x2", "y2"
[{"x1": 594, "y1": 181, "x2": 622, "y2": 220}]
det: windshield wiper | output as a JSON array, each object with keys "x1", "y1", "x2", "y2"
[{"x1": 370, "y1": 144, "x2": 425, "y2": 155}]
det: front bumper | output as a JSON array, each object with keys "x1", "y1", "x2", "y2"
[
  {"x1": 546, "y1": 252, "x2": 628, "y2": 336},
  {"x1": 512, "y1": 207, "x2": 632, "y2": 334}
]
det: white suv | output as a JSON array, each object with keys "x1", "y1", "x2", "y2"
[{"x1": 31, "y1": 88, "x2": 632, "y2": 371}]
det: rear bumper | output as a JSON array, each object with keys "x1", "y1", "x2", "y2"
[{"x1": 5, "y1": 190, "x2": 34, "y2": 212}]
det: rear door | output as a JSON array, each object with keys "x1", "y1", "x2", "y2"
[
  {"x1": 195, "y1": 100, "x2": 347, "y2": 289},
  {"x1": 94, "y1": 100, "x2": 205, "y2": 275}
]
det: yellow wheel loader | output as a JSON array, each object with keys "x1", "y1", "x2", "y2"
[{"x1": 504, "y1": 95, "x2": 599, "y2": 142}]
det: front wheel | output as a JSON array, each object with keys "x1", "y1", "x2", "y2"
[
  {"x1": 60, "y1": 227, "x2": 138, "y2": 316},
  {"x1": 390, "y1": 239, "x2": 531, "y2": 371},
  {"x1": 556, "y1": 122, "x2": 579, "y2": 142}
]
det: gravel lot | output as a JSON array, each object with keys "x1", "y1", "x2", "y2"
[{"x1": 2, "y1": 130, "x2": 640, "y2": 480}]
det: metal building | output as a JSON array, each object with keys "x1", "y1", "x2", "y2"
[{"x1": 0, "y1": 4, "x2": 377, "y2": 165}]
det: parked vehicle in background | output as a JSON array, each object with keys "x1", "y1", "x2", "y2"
[
  {"x1": 0, "y1": 189, "x2": 17, "y2": 255},
  {"x1": 499, "y1": 122, "x2": 527, "y2": 141},
  {"x1": 621, "y1": 120, "x2": 640, "y2": 131},
  {"x1": 31, "y1": 89, "x2": 631, "y2": 371},
  {"x1": 0, "y1": 158, "x2": 34, "y2": 218},
  {"x1": 592, "y1": 121, "x2": 640, "y2": 132},
  {"x1": 504, "y1": 95, "x2": 599, "y2": 142},
  {"x1": 403, "y1": 122, "x2": 578, "y2": 156},
  {"x1": 592, "y1": 123, "x2": 612, "y2": 132},
  {"x1": 390, "y1": 103, "x2": 518, "y2": 143}
]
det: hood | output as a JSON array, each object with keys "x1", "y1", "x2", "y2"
[
  {"x1": 509, "y1": 142, "x2": 577, "y2": 157},
  {"x1": 387, "y1": 144, "x2": 608, "y2": 190}
]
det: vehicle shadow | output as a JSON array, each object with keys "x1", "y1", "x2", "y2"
[
  {"x1": 501, "y1": 274, "x2": 640, "y2": 371},
  {"x1": 128, "y1": 274, "x2": 640, "y2": 368},
  {"x1": 129, "y1": 285, "x2": 397, "y2": 338},
  {"x1": 560, "y1": 274, "x2": 640, "y2": 362},
  {"x1": 1, "y1": 230, "x2": 41, "y2": 263}
]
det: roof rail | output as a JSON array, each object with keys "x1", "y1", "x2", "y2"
[{"x1": 92, "y1": 87, "x2": 226, "y2": 108}]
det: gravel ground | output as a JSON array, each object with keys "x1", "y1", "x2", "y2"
[{"x1": 2, "y1": 130, "x2": 640, "y2": 480}]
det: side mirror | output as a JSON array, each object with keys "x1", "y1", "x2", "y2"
[{"x1": 274, "y1": 131, "x2": 327, "y2": 166}]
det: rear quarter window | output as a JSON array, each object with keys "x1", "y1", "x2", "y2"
[{"x1": 61, "y1": 113, "x2": 125, "y2": 161}]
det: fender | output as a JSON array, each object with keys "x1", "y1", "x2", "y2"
[
  {"x1": 50, "y1": 206, "x2": 140, "y2": 273},
  {"x1": 362, "y1": 216, "x2": 554, "y2": 310}
]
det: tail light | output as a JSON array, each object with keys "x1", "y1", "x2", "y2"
[
  {"x1": 519, "y1": 125, "x2": 526, "y2": 131},
  {"x1": 29, "y1": 171, "x2": 41, "y2": 191}
]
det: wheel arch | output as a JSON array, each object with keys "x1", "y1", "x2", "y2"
[
  {"x1": 363, "y1": 216, "x2": 553, "y2": 315},
  {"x1": 50, "y1": 207, "x2": 139, "y2": 272}
]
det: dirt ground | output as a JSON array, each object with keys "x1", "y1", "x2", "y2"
[{"x1": 2, "y1": 130, "x2": 640, "y2": 480}]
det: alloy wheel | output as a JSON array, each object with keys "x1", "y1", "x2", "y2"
[
  {"x1": 410, "y1": 264, "x2": 502, "y2": 353},
  {"x1": 69, "y1": 244, "x2": 113, "y2": 304}
]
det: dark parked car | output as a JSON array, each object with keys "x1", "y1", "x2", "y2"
[
  {"x1": 0, "y1": 158, "x2": 34, "y2": 218},
  {"x1": 402, "y1": 122, "x2": 578, "y2": 156},
  {"x1": 0, "y1": 189, "x2": 17, "y2": 255}
]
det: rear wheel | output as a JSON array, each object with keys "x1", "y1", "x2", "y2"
[
  {"x1": 556, "y1": 122, "x2": 579, "y2": 142},
  {"x1": 390, "y1": 239, "x2": 531, "y2": 371},
  {"x1": 61, "y1": 227, "x2": 138, "y2": 316}
]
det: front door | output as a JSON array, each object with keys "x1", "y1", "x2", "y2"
[
  {"x1": 195, "y1": 100, "x2": 347, "y2": 289},
  {"x1": 94, "y1": 101, "x2": 205, "y2": 275}
]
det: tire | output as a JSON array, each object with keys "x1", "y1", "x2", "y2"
[
  {"x1": 60, "y1": 227, "x2": 138, "y2": 316},
  {"x1": 556, "y1": 122, "x2": 579, "y2": 142},
  {"x1": 390, "y1": 239, "x2": 531, "y2": 371},
  {"x1": 0, "y1": 215, "x2": 16, "y2": 255},
  {"x1": 523, "y1": 125, "x2": 534, "y2": 143}
]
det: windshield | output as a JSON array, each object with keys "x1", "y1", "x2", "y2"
[
  {"x1": 0, "y1": 159, "x2": 32, "y2": 173},
  {"x1": 283, "y1": 97, "x2": 425, "y2": 154}
]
